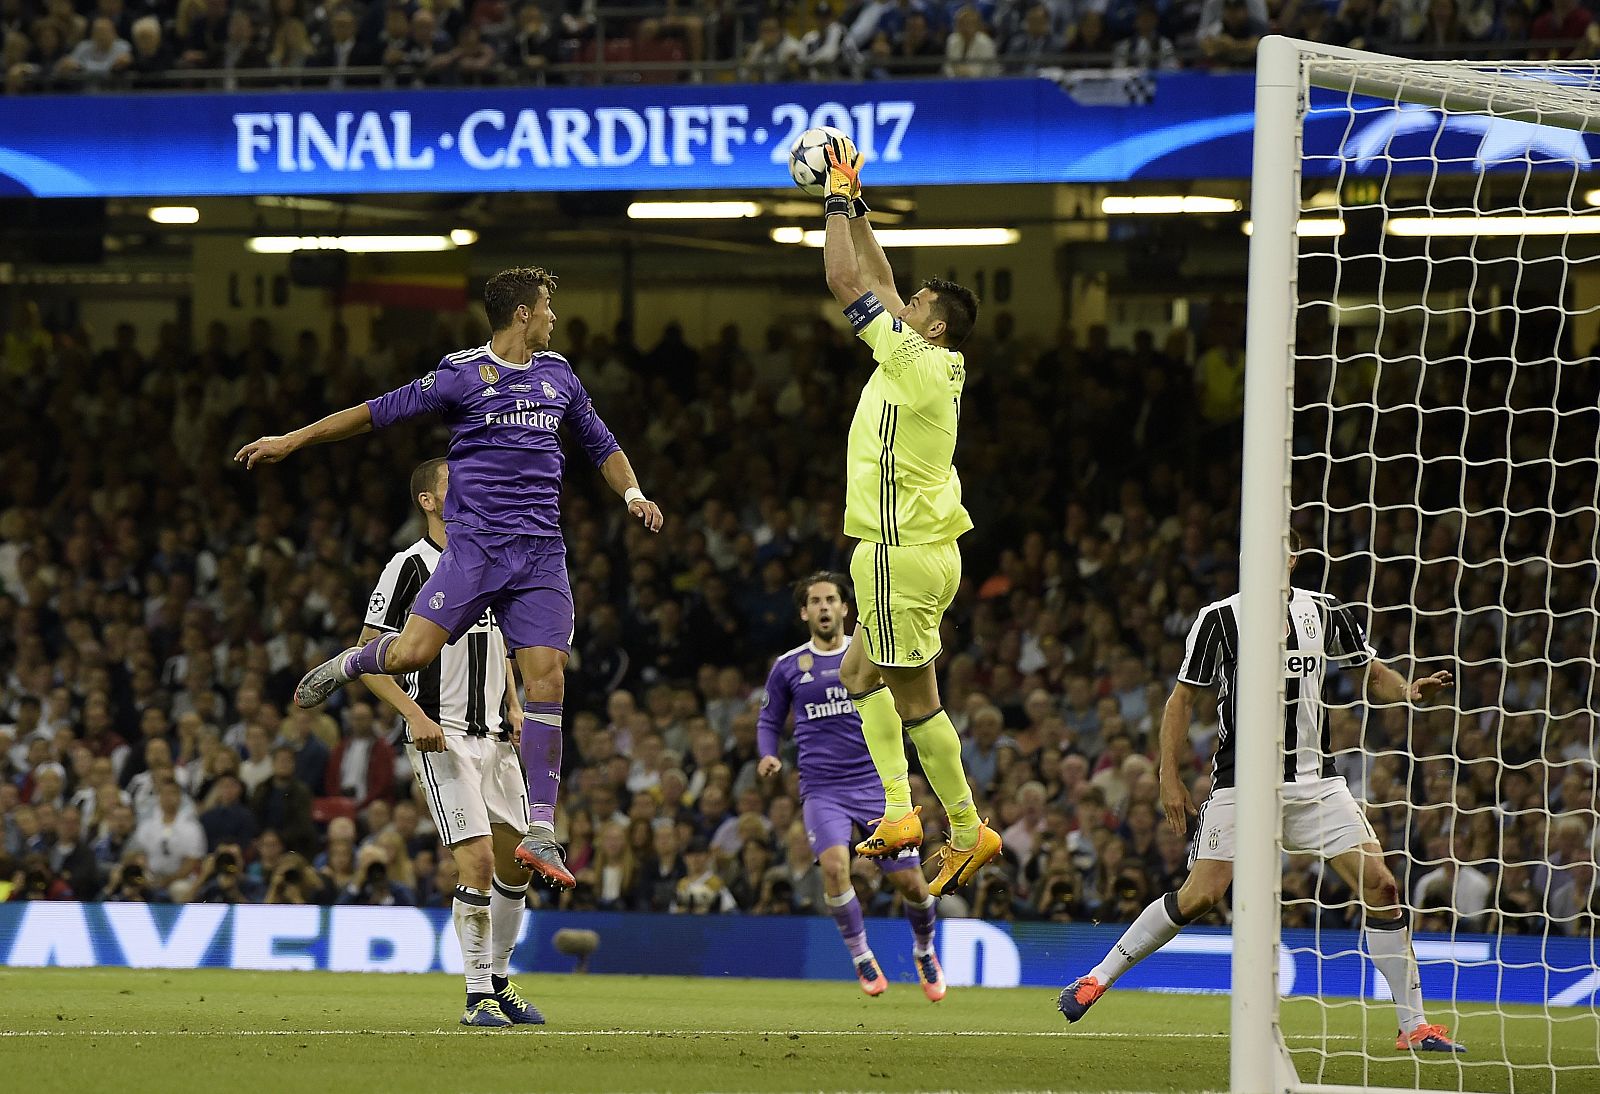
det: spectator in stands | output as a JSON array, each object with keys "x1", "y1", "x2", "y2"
[
  {"x1": 177, "y1": 0, "x2": 230, "y2": 67},
  {"x1": 324, "y1": 702, "x2": 395, "y2": 810},
  {"x1": 1197, "y1": 0, "x2": 1263, "y2": 67},
  {"x1": 1532, "y1": 0, "x2": 1593, "y2": 59},
  {"x1": 131, "y1": 780, "x2": 205, "y2": 891},
  {"x1": 268, "y1": 14, "x2": 314, "y2": 74},
  {"x1": 253, "y1": 746, "x2": 316, "y2": 853},
  {"x1": 512, "y1": 2, "x2": 561, "y2": 81},
  {"x1": 1003, "y1": 4, "x2": 1061, "y2": 73},
  {"x1": 310, "y1": 5, "x2": 367, "y2": 79},
  {"x1": 1064, "y1": 9, "x2": 1113, "y2": 56},
  {"x1": 944, "y1": 3, "x2": 999, "y2": 76},
  {"x1": 1112, "y1": 2, "x2": 1179, "y2": 67},
  {"x1": 53, "y1": 15, "x2": 128, "y2": 84},
  {"x1": 798, "y1": 1, "x2": 859, "y2": 80},
  {"x1": 125, "y1": 15, "x2": 170, "y2": 84},
  {"x1": 431, "y1": 22, "x2": 499, "y2": 82},
  {"x1": 741, "y1": 16, "x2": 802, "y2": 84}
]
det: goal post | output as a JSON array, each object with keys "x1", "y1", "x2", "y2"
[{"x1": 1238, "y1": 35, "x2": 1600, "y2": 1094}]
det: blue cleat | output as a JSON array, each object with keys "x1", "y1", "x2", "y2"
[
  {"x1": 492, "y1": 978, "x2": 546, "y2": 1025},
  {"x1": 1398, "y1": 1025, "x2": 1466, "y2": 1054},
  {"x1": 1057, "y1": 975, "x2": 1107, "y2": 1023},
  {"x1": 460, "y1": 998, "x2": 513, "y2": 1028}
]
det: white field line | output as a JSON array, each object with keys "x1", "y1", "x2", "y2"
[{"x1": 0, "y1": 1028, "x2": 1362, "y2": 1041}]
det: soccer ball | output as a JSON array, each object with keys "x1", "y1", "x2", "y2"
[{"x1": 789, "y1": 126, "x2": 855, "y2": 198}]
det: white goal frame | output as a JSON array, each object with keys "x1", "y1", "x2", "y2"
[{"x1": 1234, "y1": 33, "x2": 1600, "y2": 1094}]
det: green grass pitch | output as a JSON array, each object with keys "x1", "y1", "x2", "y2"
[{"x1": 1, "y1": 968, "x2": 1593, "y2": 1093}]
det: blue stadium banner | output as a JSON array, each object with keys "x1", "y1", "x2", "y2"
[
  {"x1": 1, "y1": 76, "x2": 1593, "y2": 198},
  {"x1": 0, "y1": 901, "x2": 1594, "y2": 1007}
]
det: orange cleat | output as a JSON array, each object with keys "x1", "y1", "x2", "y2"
[
  {"x1": 1057, "y1": 975, "x2": 1107, "y2": 1023},
  {"x1": 914, "y1": 950, "x2": 946, "y2": 1002},
  {"x1": 855, "y1": 806, "x2": 923, "y2": 859},
  {"x1": 855, "y1": 954, "x2": 887, "y2": 996},
  {"x1": 927, "y1": 820, "x2": 1002, "y2": 896},
  {"x1": 1397, "y1": 1024, "x2": 1466, "y2": 1054}
]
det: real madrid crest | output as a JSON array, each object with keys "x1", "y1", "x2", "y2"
[
  {"x1": 480, "y1": 363, "x2": 500, "y2": 384},
  {"x1": 798, "y1": 653, "x2": 814, "y2": 672}
]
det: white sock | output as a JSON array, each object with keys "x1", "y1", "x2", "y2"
[
  {"x1": 1366, "y1": 917, "x2": 1426, "y2": 1033},
  {"x1": 490, "y1": 876, "x2": 529, "y2": 978},
  {"x1": 453, "y1": 886, "x2": 493, "y2": 995},
  {"x1": 1089, "y1": 892, "x2": 1188, "y2": 987}
]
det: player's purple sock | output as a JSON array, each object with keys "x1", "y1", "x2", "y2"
[
  {"x1": 343, "y1": 632, "x2": 397, "y2": 679},
  {"x1": 905, "y1": 893, "x2": 937, "y2": 953},
  {"x1": 521, "y1": 702, "x2": 562, "y2": 830},
  {"x1": 826, "y1": 889, "x2": 870, "y2": 959}
]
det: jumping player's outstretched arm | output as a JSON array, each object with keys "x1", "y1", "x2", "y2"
[
  {"x1": 234, "y1": 403, "x2": 373, "y2": 468},
  {"x1": 236, "y1": 362, "x2": 460, "y2": 469},
  {"x1": 848, "y1": 216, "x2": 905, "y2": 315},
  {"x1": 1365, "y1": 659, "x2": 1453, "y2": 704}
]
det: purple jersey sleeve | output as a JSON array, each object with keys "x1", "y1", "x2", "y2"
[
  {"x1": 366, "y1": 360, "x2": 461, "y2": 430},
  {"x1": 756, "y1": 659, "x2": 793, "y2": 758},
  {"x1": 561, "y1": 373, "x2": 621, "y2": 467}
]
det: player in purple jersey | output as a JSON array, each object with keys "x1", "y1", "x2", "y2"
[
  {"x1": 758, "y1": 572, "x2": 946, "y2": 1001},
  {"x1": 235, "y1": 267, "x2": 663, "y2": 890}
]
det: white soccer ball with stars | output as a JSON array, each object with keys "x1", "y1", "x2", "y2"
[{"x1": 789, "y1": 126, "x2": 856, "y2": 198}]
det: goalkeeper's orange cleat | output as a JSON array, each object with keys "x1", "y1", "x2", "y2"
[
  {"x1": 1397, "y1": 1024, "x2": 1466, "y2": 1053},
  {"x1": 855, "y1": 806, "x2": 922, "y2": 858},
  {"x1": 927, "y1": 820, "x2": 1002, "y2": 896},
  {"x1": 824, "y1": 140, "x2": 862, "y2": 200}
]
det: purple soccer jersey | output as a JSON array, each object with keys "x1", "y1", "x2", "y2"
[
  {"x1": 758, "y1": 637, "x2": 918, "y2": 872},
  {"x1": 757, "y1": 638, "x2": 881, "y2": 800},
  {"x1": 366, "y1": 344, "x2": 620, "y2": 537}
]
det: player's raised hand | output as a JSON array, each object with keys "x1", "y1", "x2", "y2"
[
  {"x1": 1408, "y1": 669, "x2": 1454, "y2": 703},
  {"x1": 1160, "y1": 774, "x2": 1197, "y2": 838},
  {"x1": 411, "y1": 715, "x2": 448, "y2": 753},
  {"x1": 629, "y1": 496, "x2": 664, "y2": 533},
  {"x1": 234, "y1": 434, "x2": 295, "y2": 469},
  {"x1": 824, "y1": 140, "x2": 862, "y2": 200},
  {"x1": 757, "y1": 755, "x2": 782, "y2": 778}
]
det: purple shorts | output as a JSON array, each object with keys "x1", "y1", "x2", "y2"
[
  {"x1": 802, "y1": 789, "x2": 921, "y2": 873},
  {"x1": 410, "y1": 526, "x2": 574, "y2": 653}
]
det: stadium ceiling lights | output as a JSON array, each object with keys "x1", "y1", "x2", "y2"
[
  {"x1": 1101, "y1": 196, "x2": 1243, "y2": 215},
  {"x1": 1385, "y1": 215, "x2": 1600, "y2": 237},
  {"x1": 245, "y1": 235, "x2": 475, "y2": 254},
  {"x1": 626, "y1": 201, "x2": 762, "y2": 219},
  {"x1": 148, "y1": 206, "x2": 199, "y2": 224},
  {"x1": 1240, "y1": 219, "x2": 1347, "y2": 237},
  {"x1": 769, "y1": 227, "x2": 1020, "y2": 248}
]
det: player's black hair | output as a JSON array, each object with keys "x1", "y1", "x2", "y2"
[
  {"x1": 793, "y1": 570, "x2": 852, "y2": 612},
  {"x1": 410, "y1": 457, "x2": 447, "y2": 518},
  {"x1": 483, "y1": 266, "x2": 558, "y2": 331},
  {"x1": 1288, "y1": 527, "x2": 1304, "y2": 555},
  {"x1": 921, "y1": 277, "x2": 979, "y2": 349}
]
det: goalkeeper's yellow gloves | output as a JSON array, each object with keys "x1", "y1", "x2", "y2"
[{"x1": 824, "y1": 140, "x2": 862, "y2": 218}]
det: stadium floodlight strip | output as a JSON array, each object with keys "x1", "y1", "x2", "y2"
[
  {"x1": 1385, "y1": 214, "x2": 1600, "y2": 237},
  {"x1": 148, "y1": 206, "x2": 199, "y2": 224},
  {"x1": 769, "y1": 227, "x2": 1020, "y2": 248},
  {"x1": 245, "y1": 235, "x2": 475, "y2": 254},
  {"x1": 626, "y1": 201, "x2": 762, "y2": 219},
  {"x1": 1241, "y1": 219, "x2": 1347, "y2": 237},
  {"x1": 1101, "y1": 196, "x2": 1243, "y2": 215}
]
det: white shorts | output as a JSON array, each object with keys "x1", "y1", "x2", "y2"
[
  {"x1": 1191, "y1": 777, "x2": 1377, "y2": 865},
  {"x1": 409, "y1": 734, "x2": 527, "y2": 846}
]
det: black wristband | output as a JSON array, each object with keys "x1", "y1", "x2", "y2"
[
  {"x1": 849, "y1": 195, "x2": 871, "y2": 219},
  {"x1": 824, "y1": 195, "x2": 852, "y2": 218}
]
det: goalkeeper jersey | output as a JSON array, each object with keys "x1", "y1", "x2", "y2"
[{"x1": 841, "y1": 292, "x2": 974, "y2": 546}]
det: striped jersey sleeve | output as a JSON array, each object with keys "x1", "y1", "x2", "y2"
[
  {"x1": 1178, "y1": 604, "x2": 1226, "y2": 686},
  {"x1": 364, "y1": 549, "x2": 428, "y2": 633},
  {"x1": 1323, "y1": 599, "x2": 1376, "y2": 666}
]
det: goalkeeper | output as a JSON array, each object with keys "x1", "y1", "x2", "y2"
[{"x1": 816, "y1": 138, "x2": 999, "y2": 896}]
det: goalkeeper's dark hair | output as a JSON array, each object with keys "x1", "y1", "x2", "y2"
[
  {"x1": 923, "y1": 277, "x2": 979, "y2": 349},
  {"x1": 793, "y1": 570, "x2": 853, "y2": 611},
  {"x1": 410, "y1": 457, "x2": 447, "y2": 518},
  {"x1": 484, "y1": 266, "x2": 558, "y2": 331}
]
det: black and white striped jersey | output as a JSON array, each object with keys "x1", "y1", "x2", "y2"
[
  {"x1": 364, "y1": 536, "x2": 510, "y2": 741},
  {"x1": 1177, "y1": 588, "x2": 1376, "y2": 790}
]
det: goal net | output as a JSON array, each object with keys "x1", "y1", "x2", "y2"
[{"x1": 1237, "y1": 37, "x2": 1600, "y2": 1094}]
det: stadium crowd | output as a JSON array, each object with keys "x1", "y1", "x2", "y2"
[
  {"x1": 0, "y1": 297, "x2": 1595, "y2": 943},
  {"x1": 6, "y1": 0, "x2": 1600, "y2": 93}
]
